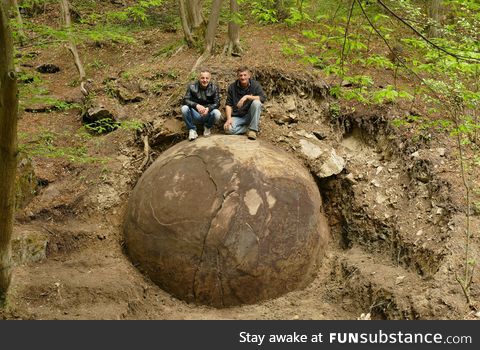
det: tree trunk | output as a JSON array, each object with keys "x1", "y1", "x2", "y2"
[
  {"x1": 427, "y1": 0, "x2": 442, "y2": 37},
  {"x1": 203, "y1": 0, "x2": 223, "y2": 54},
  {"x1": 2, "y1": 0, "x2": 26, "y2": 45},
  {"x1": 274, "y1": 0, "x2": 288, "y2": 20},
  {"x1": 59, "y1": 0, "x2": 87, "y2": 95},
  {"x1": 224, "y1": 0, "x2": 242, "y2": 56},
  {"x1": 179, "y1": 0, "x2": 205, "y2": 46},
  {"x1": 297, "y1": 0, "x2": 304, "y2": 17},
  {"x1": 11, "y1": 0, "x2": 25, "y2": 45},
  {"x1": 186, "y1": 0, "x2": 204, "y2": 30},
  {"x1": 0, "y1": 2, "x2": 18, "y2": 307},
  {"x1": 192, "y1": 0, "x2": 223, "y2": 71},
  {"x1": 179, "y1": 0, "x2": 194, "y2": 46}
]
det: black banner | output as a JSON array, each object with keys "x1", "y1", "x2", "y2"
[{"x1": 0, "y1": 320, "x2": 477, "y2": 350}]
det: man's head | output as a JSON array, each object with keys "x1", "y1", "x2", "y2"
[
  {"x1": 198, "y1": 69, "x2": 212, "y2": 88},
  {"x1": 236, "y1": 66, "x2": 251, "y2": 88}
]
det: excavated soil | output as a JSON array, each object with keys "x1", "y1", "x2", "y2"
[{"x1": 1, "y1": 19, "x2": 479, "y2": 320}]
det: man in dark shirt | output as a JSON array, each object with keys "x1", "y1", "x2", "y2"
[
  {"x1": 181, "y1": 69, "x2": 221, "y2": 141},
  {"x1": 224, "y1": 67, "x2": 266, "y2": 140}
]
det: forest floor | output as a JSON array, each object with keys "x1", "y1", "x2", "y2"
[{"x1": 1, "y1": 8, "x2": 480, "y2": 320}]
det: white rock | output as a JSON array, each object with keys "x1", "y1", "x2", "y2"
[
  {"x1": 317, "y1": 149, "x2": 346, "y2": 178},
  {"x1": 375, "y1": 193, "x2": 387, "y2": 204},
  {"x1": 357, "y1": 313, "x2": 371, "y2": 320},
  {"x1": 345, "y1": 173, "x2": 357, "y2": 184},
  {"x1": 299, "y1": 139, "x2": 323, "y2": 159},
  {"x1": 284, "y1": 96, "x2": 297, "y2": 112},
  {"x1": 296, "y1": 130, "x2": 315, "y2": 139},
  {"x1": 298, "y1": 140, "x2": 346, "y2": 178},
  {"x1": 437, "y1": 148, "x2": 446, "y2": 157}
]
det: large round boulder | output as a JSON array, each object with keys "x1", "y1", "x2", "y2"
[{"x1": 124, "y1": 135, "x2": 328, "y2": 307}]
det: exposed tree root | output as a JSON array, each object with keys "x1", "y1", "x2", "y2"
[{"x1": 139, "y1": 135, "x2": 151, "y2": 170}]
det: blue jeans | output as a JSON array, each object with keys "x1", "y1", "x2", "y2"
[
  {"x1": 226, "y1": 100, "x2": 262, "y2": 135},
  {"x1": 181, "y1": 105, "x2": 221, "y2": 131}
]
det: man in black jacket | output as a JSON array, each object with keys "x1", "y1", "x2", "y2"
[
  {"x1": 181, "y1": 69, "x2": 221, "y2": 141},
  {"x1": 224, "y1": 66, "x2": 266, "y2": 140}
]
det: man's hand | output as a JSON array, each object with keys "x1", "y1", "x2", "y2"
[
  {"x1": 196, "y1": 104, "x2": 208, "y2": 117},
  {"x1": 236, "y1": 95, "x2": 250, "y2": 108},
  {"x1": 200, "y1": 107, "x2": 209, "y2": 117},
  {"x1": 223, "y1": 118, "x2": 233, "y2": 131}
]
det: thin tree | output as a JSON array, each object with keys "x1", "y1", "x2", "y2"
[
  {"x1": 59, "y1": 0, "x2": 87, "y2": 95},
  {"x1": 186, "y1": 0, "x2": 204, "y2": 30},
  {"x1": 11, "y1": 0, "x2": 25, "y2": 44},
  {"x1": 1, "y1": 0, "x2": 26, "y2": 46},
  {"x1": 192, "y1": 0, "x2": 223, "y2": 71},
  {"x1": 179, "y1": 0, "x2": 195, "y2": 46},
  {"x1": 274, "y1": 0, "x2": 289, "y2": 19},
  {"x1": 179, "y1": 0, "x2": 205, "y2": 46},
  {"x1": 0, "y1": 1, "x2": 19, "y2": 307},
  {"x1": 224, "y1": 0, "x2": 242, "y2": 56},
  {"x1": 427, "y1": 0, "x2": 442, "y2": 37}
]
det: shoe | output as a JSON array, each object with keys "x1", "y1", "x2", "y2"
[
  {"x1": 188, "y1": 129, "x2": 198, "y2": 141},
  {"x1": 203, "y1": 127, "x2": 211, "y2": 137},
  {"x1": 246, "y1": 130, "x2": 257, "y2": 140}
]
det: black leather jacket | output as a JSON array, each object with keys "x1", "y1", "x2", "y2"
[{"x1": 183, "y1": 81, "x2": 220, "y2": 111}]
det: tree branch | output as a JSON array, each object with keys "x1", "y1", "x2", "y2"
[
  {"x1": 340, "y1": 0, "x2": 355, "y2": 77},
  {"x1": 376, "y1": 0, "x2": 480, "y2": 62},
  {"x1": 60, "y1": 0, "x2": 87, "y2": 95}
]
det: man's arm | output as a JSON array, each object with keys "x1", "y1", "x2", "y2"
[
  {"x1": 208, "y1": 84, "x2": 220, "y2": 111},
  {"x1": 253, "y1": 81, "x2": 266, "y2": 103},
  {"x1": 236, "y1": 94, "x2": 261, "y2": 108},
  {"x1": 224, "y1": 85, "x2": 234, "y2": 130},
  {"x1": 224, "y1": 105, "x2": 233, "y2": 130},
  {"x1": 183, "y1": 84, "x2": 198, "y2": 109},
  {"x1": 236, "y1": 81, "x2": 266, "y2": 108}
]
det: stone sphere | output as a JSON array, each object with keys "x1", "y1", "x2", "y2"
[{"x1": 124, "y1": 135, "x2": 328, "y2": 307}]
